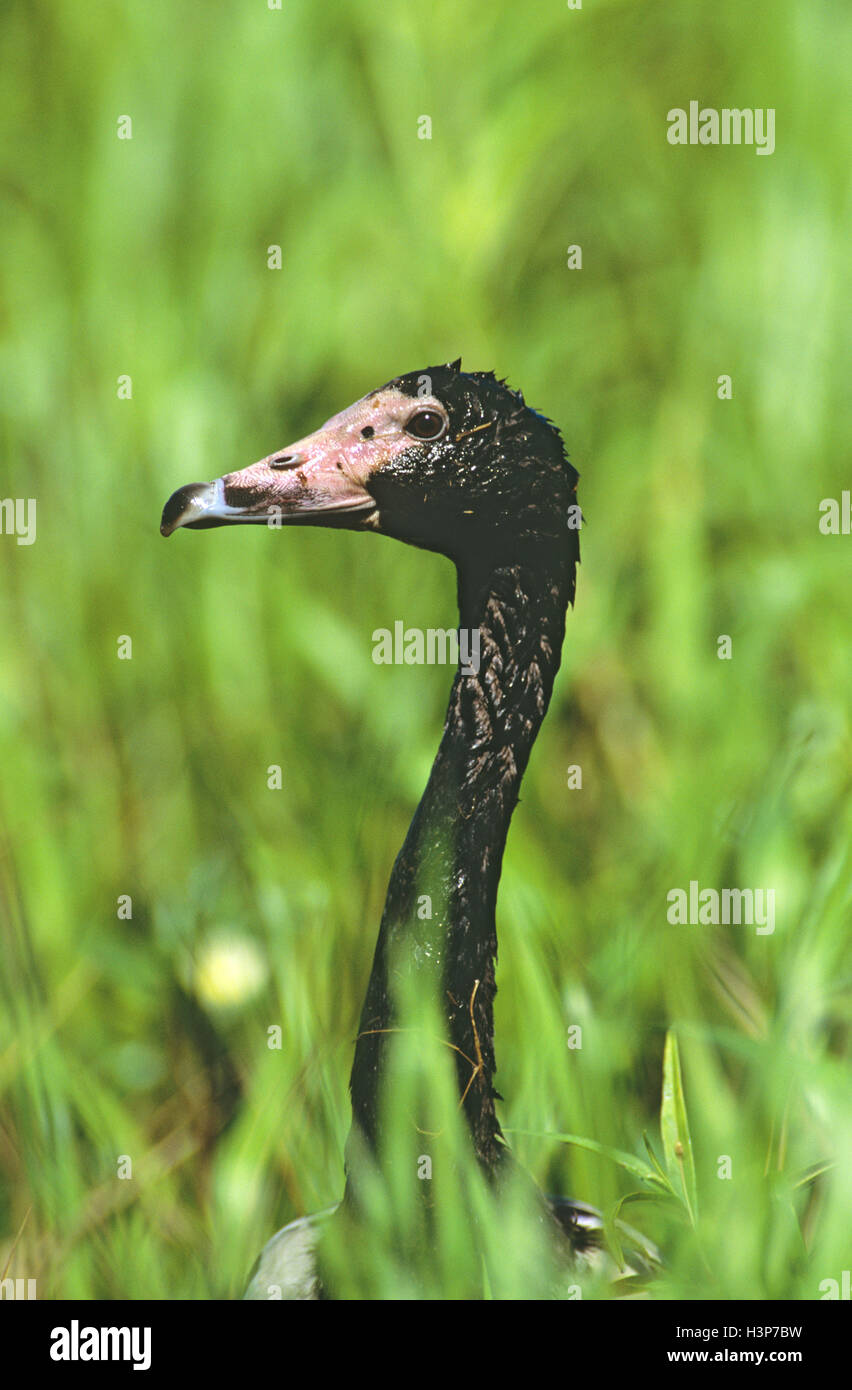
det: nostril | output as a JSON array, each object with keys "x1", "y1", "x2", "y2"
[{"x1": 270, "y1": 451, "x2": 305, "y2": 470}]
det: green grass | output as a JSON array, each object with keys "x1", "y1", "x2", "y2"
[{"x1": 0, "y1": 0, "x2": 850, "y2": 1299}]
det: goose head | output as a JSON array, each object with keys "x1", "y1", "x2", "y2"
[{"x1": 161, "y1": 361, "x2": 579, "y2": 570}]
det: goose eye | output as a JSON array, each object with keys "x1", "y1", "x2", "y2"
[{"x1": 405, "y1": 409, "x2": 446, "y2": 441}]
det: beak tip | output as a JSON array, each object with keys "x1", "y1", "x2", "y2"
[{"x1": 160, "y1": 481, "x2": 218, "y2": 538}]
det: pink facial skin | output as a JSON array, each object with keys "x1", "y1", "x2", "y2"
[{"x1": 217, "y1": 389, "x2": 449, "y2": 523}]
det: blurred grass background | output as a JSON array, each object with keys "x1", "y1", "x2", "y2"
[{"x1": 1, "y1": 0, "x2": 850, "y2": 1298}]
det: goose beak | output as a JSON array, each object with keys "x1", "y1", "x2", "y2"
[{"x1": 161, "y1": 435, "x2": 378, "y2": 538}]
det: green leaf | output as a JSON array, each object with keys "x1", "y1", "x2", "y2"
[
  {"x1": 790, "y1": 1161, "x2": 835, "y2": 1191},
  {"x1": 611, "y1": 1189, "x2": 662, "y2": 1219},
  {"x1": 661, "y1": 1029, "x2": 698, "y2": 1225},
  {"x1": 602, "y1": 1202, "x2": 626, "y2": 1270},
  {"x1": 508, "y1": 1128, "x2": 660, "y2": 1184},
  {"x1": 643, "y1": 1130, "x2": 674, "y2": 1189}
]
